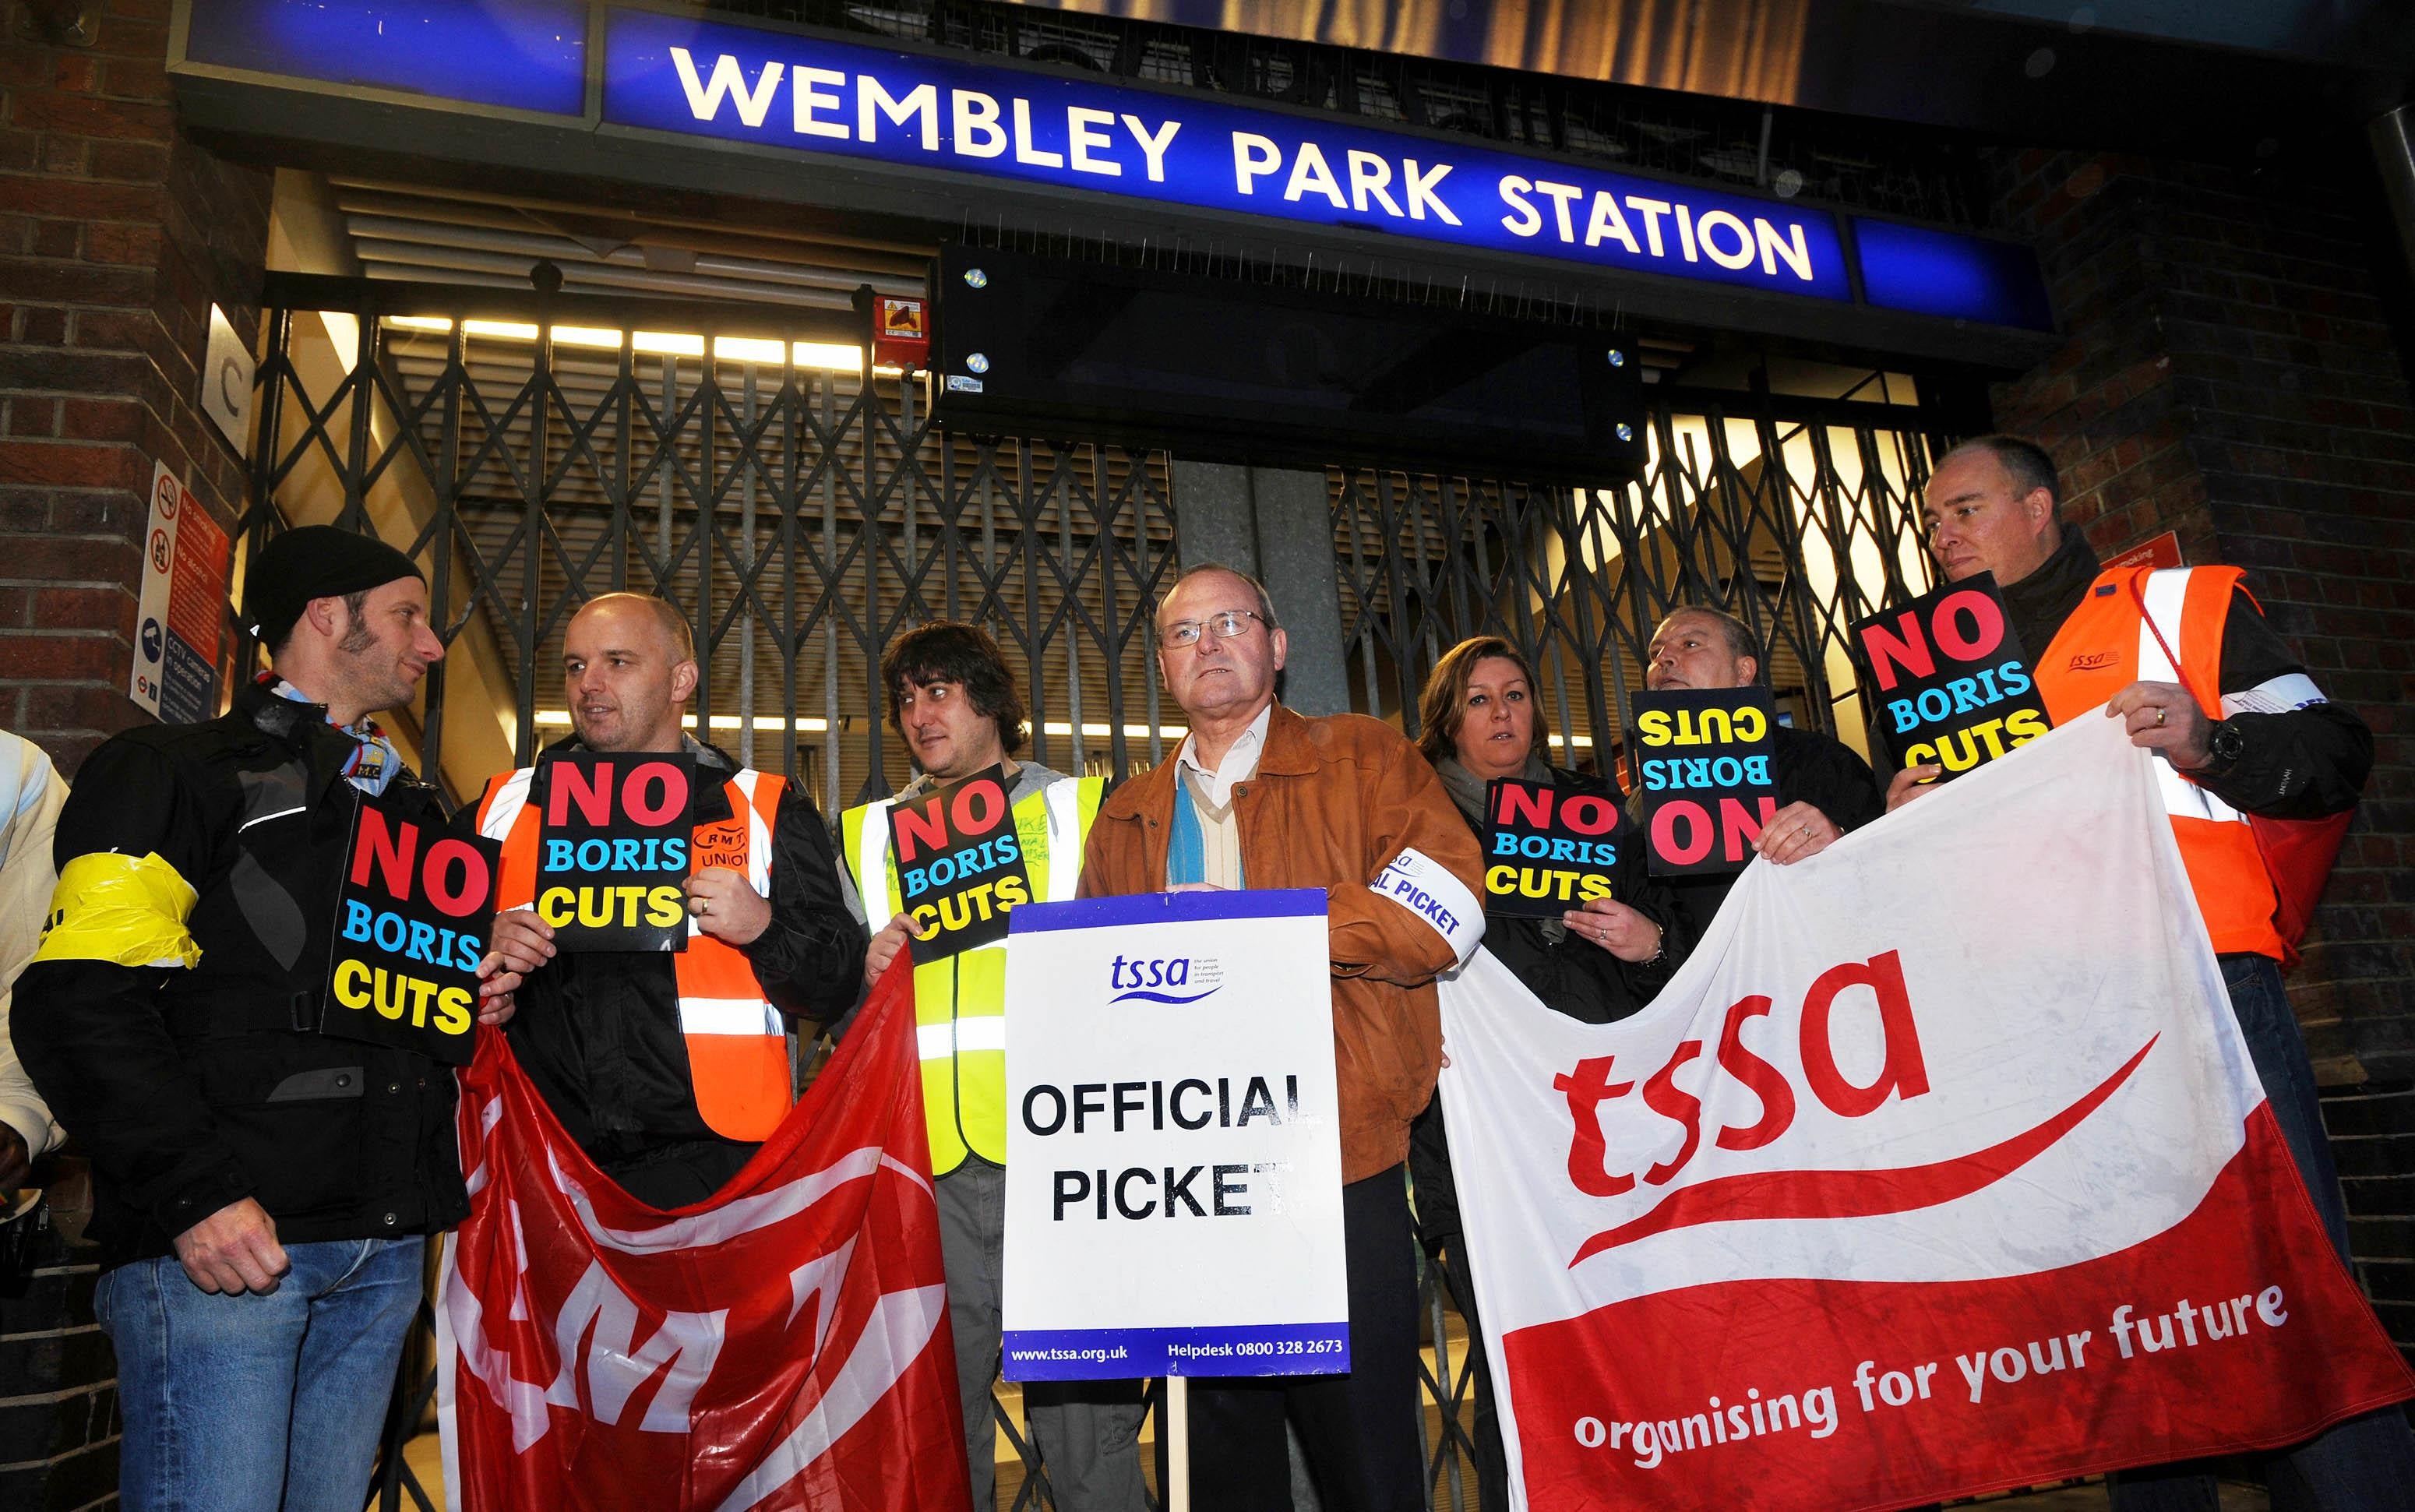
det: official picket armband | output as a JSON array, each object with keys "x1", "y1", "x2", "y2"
[
  {"x1": 33, "y1": 851, "x2": 203, "y2": 969},
  {"x1": 1370, "y1": 848, "x2": 1484, "y2": 967}
]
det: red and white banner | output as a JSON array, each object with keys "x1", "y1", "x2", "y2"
[
  {"x1": 1440, "y1": 712, "x2": 2412, "y2": 1511},
  {"x1": 436, "y1": 967, "x2": 968, "y2": 1511}
]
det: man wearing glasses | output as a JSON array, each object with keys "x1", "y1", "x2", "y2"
[{"x1": 1081, "y1": 563, "x2": 1486, "y2": 1512}]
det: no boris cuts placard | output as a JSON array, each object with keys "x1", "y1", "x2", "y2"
[
  {"x1": 1851, "y1": 574, "x2": 2050, "y2": 784},
  {"x1": 888, "y1": 764, "x2": 1033, "y2": 958},
  {"x1": 1631, "y1": 688, "x2": 1782, "y2": 876},
  {"x1": 1483, "y1": 778, "x2": 1626, "y2": 916},
  {"x1": 326, "y1": 797, "x2": 500, "y2": 1065},
  {"x1": 533, "y1": 752, "x2": 696, "y2": 952}
]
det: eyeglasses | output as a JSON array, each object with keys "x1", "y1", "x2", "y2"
[{"x1": 1159, "y1": 609, "x2": 1267, "y2": 647}]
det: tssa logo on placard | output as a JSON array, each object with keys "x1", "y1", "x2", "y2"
[{"x1": 1106, "y1": 953, "x2": 1224, "y2": 1006}]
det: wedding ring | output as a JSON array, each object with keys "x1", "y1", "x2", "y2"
[{"x1": 2155, "y1": 707, "x2": 2166, "y2": 727}]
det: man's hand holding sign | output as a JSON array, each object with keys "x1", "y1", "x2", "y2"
[
  {"x1": 887, "y1": 763, "x2": 1031, "y2": 957},
  {"x1": 1852, "y1": 573, "x2": 2050, "y2": 810},
  {"x1": 479, "y1": 749, "x2": 778, "y2": 1002},
  {"x1": 1632, "y1": 686, "x2": 1782, "y2": 879},
  {"x1": 1070, "y1": 563, "x2": 1488, "y2": 1509}
]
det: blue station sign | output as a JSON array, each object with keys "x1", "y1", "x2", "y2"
[{"x1": 178, "y1": 0, "x2": 2054, "y2": 333}]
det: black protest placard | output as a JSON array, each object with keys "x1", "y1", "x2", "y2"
[
  {"x1": 1850, "y1": 573, "x2": 2050, "y2": 787},
  {"x1": 1631, "y1": 687, "x2": 1782, "y2": 877},
  {"x1": 1482, "y1": 777, "x2": 1626, "y2": 918},
  {"x1": 326, "y1": 795, "x2": 499, "y2": 1065},
  {"x1": 534, "y1": 752, "x2": 696, "y2": 953},
  {"x1": 888, "y1": 764, "x2": 1031, "y2": 958}
]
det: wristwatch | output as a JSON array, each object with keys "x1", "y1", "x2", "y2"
[{"x1": 2195, "y1": 717, "x2": 2246, "y2": 778}]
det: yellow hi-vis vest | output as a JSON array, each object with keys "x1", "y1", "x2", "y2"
[{"x1": 841, "y1": 774, "x2": 1102, "y2": 1174}]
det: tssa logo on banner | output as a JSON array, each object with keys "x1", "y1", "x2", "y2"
[{"x1": 1107, "y1": 953, "x2": 1224, "y2": 1006}]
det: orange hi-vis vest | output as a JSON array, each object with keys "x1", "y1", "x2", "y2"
[
  {"x1": 2034, "y1": 564, "x2": 2284, "y2": 960},
  {"x1": 475, "y1": 762, "x2": 794, "y2": 1142}
]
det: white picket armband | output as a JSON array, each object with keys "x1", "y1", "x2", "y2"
[{"x1": 1370, "y1": 848, "x2": 1484, "y2": 966}]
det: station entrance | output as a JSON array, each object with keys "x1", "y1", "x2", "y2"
[
  {"x1": 249, "y1": 173, "x2": 1962, "y2": 1510},
  {"x1": 251, "y1": 178, "x2": 1953, "y2": 808}
]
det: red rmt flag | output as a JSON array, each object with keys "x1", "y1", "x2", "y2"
[{"x1": 436, "y1": 965, "x2": 968, "y2": 1511}]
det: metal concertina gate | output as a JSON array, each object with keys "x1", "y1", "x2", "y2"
[{"x1": 242, "y1": 275, "x2": 1951, "y2": 1512}]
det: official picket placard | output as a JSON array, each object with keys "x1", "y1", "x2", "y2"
[
  {"x1": 533, "y1": 752, "x2": 695, "y2": 952},
  {"x1": 1851, "y1": 573, "x2": 2050, "y2": 785},
  {"x1": 1001, "y1": 890, "x2": 1348, "y2": 1380},
  {"x1": 1631, "y1": 688, "x2": 1782, "y2": 876},
  {"x1": 1483, "y1": 777, "x2": 1625, "y2": 917},
  {"x1": 887, "y1": 764, "x2": 1030, "y2": 958},
  {"x1": 326, "y1": 796, "x2": 499, "y2": 1066}
]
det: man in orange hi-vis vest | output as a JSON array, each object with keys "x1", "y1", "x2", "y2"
[
  {"x1": 1896, "y1": 435, "x2": 2410, "y2": 1510},
  {"x1": 477, "y1": 593, "x2": 865, "y2": 1207}
]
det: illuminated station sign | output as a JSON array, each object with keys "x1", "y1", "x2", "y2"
[{"x1": 179, "y1": 0, "x2": 2054, "y2": 333}]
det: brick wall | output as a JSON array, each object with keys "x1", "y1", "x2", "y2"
[
  {"x1": 1, "y1": 2, "x2": 272, "y2": 1504},
  {"x1": 0, "y1": 0, "x2": 269, "y2": 781},
  {"x1": 1990, "y1": 144, "x2": 2415, "y2": 1361},
  {"x1": 1989, "y1": 146, "x2": 2415, "y2": 1086},
  {"x1": 0, "y1": 1196, "x2": 115, "y2": 1512}
]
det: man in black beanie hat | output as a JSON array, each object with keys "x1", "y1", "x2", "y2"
[{"x1": 16, "y1": 523, "x2": 514, "y2": 1510}]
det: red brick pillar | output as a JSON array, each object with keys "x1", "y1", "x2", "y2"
[
  {"x1": 1990, "y1": 146, "x2": 2415, "y2": 1349},
  {"x1": 1, "y1": 3, "x2": 270, "y2": 1503},
  {"x1": 1990, "y1": 148, "x2": 2415, "y2": 1077},
  {"x1": 1, "y1": 0, "x2": 270, "y2": 779}
]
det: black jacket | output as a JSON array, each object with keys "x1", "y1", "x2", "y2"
[
  {"x1": 1458, "y1": 764, "x2": 1683, "y2": 1025},
  {"x1": 2006, "y1": 529, "x2": 2371, "y2": 819},
  {"x1": 496, "y1": 738, "x2": 866, "y2": 1172},
  {"x1": 14, "y1": 682, "x2": 468, "y2": 1268},
  {"x1": 1666, "y1": 724, "x2": 1886, "y2": 941},
  {"x1": 1411, "y1": 763, "x2": 1683, "y2": 1250}
]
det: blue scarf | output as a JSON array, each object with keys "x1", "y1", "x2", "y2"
[
  {"x1": 1165, "y1": 774, "x2": 1241, "y2": 889},
  {"x1": 266, "y1": 677, "x2": 403, "y2": 795}
]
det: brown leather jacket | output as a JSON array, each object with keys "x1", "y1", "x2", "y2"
[{"x1": 1080, "y1": 704, "x2": 1485, "y2": 1182}]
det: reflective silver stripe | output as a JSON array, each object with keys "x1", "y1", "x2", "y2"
[
  {"x1": 679, "y1": 996, "x2": 781, "y2": 1036},
  {"x1": 2135, "y1": 569, "x2": 2189, "y2": 684},
  {"x1": 1040, "y1": 779, "x2": 1085, "y2": 903},
  {"x1": 2133, "y1": 569, "x2": 2244, "y2": 827},
  {"x1": 918, "y1": 1017, "x2": 1007, "y2": 1060},
  {"x1": 2224, "y1": 672, "x2": 2326, "y2": 717},
  {"x1": 855, "y1": 801, "x2": 894, "y2": 922},
  {"x1": 689, "y1": 770, "x2": 774, "y2": 943},
  {"x1": 238, "y1": 804, "x2": 306, "y2": 833},
  {"x1": 733, "y1": 769, "x2": 774, "y2": 893},
  {"x1": 480, "y1": 767, "x2": 534, "y2": 842}
]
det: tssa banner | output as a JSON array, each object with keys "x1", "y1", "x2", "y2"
[
  {"x1": 435, "y1": 964, "x2": 968, "y2": 1511},
  {"x1": 533, "y1": 753, "x2": 695, "y2": 951},
  {"x1": 999, "y1": 890, "x2": 1349, "y2": 1380},
  {"x1": 326, "y1": 796, "x2": 499, "y2": 1065},
  {"x1": 1439, "y1": 713, "x2": 2411, "y2": 1510}
]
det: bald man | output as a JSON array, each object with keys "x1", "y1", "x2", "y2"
[{"x1": 475, "y1": 594, "x2": 865, "y2": 1205}]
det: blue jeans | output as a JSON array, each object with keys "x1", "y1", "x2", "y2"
[
  {"x1": 97, "y1": 1235, "x2": 425, "y2": 1512},
  {"x1": 2109, "y1": 954, "x2": 2415, "y2": 1511}
]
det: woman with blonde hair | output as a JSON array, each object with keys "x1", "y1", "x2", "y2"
[{"x1": 1408, "y1": 634, "x2": 1684, "y2": 1510}]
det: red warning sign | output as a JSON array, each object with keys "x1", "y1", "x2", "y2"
[{"x1": 874, "y1": 295, "x2": 929, "y2": 370}]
